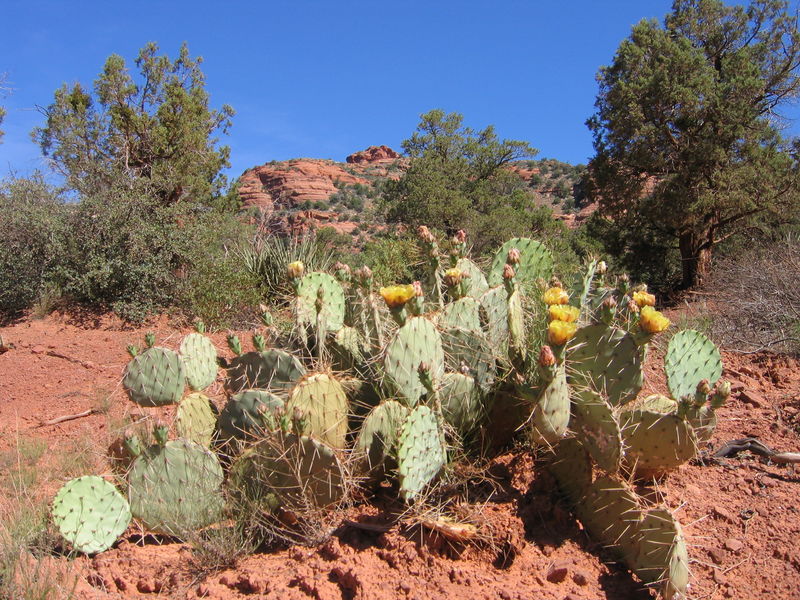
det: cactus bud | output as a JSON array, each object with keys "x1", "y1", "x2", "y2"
[
  {"x1": 417, "y1": 362, "x2": 434, "y2": 393},
  {"x1": 354, "y1": 265, "x2": 373, "y2": 287},
  {"x1": 227, "y1": 334, "x2": 242, "y2": 356},
  {"x1": 443, "y1": 268, "x2": 464, "y2": 288},
  {"x1": 711, "y1": 380, "x2": 731, "y2": 408},
  {"x1": 459, "y1": 362, "x2": 471, "y2": 376},
  {"x1": 417, "y1": 225, "x2": 436, "y2": 245},
  {"x1": 287, "y1": 261, "x2": 305, "y2": 280},
  {"x1": 539, "y1": 345, "x2": 556, "y2": 367},
  {"x1": 333, "y1": 261, "x2": 351, "y2": 282},
  {"x1": 126, "y1": 344, "x2": 139, "y2": 358},
  {"x1": 549, "y1": 277, "x2": 563, "y2": 289},
  {"x1": 454, "y1": 229, "x2": 467, "y2": 244},
  {"x1": 596, "y1": 260, "x2": 607, "y2": 275},
  {"x1": 260, "y1": 310, "x2": 273, "y2": 327},
  {"x1": 144, "y1": 332, "x2": 156, "y2": 348},
  {"x1": 694, "y1": 378, "x2": 711, "y2": 406},
  {"x1": 252, "y1": 333, "x2": 267, "y2": 352},
  {"x1": 627, "y1": 298, "x2": 640, "y2": 314},
  {"x1": 123, "y1": 428, "x2": 142, "y2": 458},
  {"x1": 291, "y1": 407, "x2": 307, "y2": 435},
  {"x1": 153, "y1": 419, "x2": 169, "y2": 447},
  {"x1": 507, "y1": 247, "x2": 521, "y2": 265},
  {"x1": 502, "y1": 264, "x2": 516, "y2": 280}
]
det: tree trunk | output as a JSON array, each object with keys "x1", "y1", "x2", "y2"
[{"x1": 679, "y1": 231, "x2": 713, "y2": 289}]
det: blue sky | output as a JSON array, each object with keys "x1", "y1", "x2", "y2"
[{"x1": 2, "y1": 1, "x2": 800, "y2": 185}]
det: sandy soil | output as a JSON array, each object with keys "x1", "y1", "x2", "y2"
[{"x1": 1, "y1": 311, "x2": 798, "y2": 599}]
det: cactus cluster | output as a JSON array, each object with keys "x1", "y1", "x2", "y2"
[{"x1": 53, "y1": 229, "x2": 733, "y2": 599}]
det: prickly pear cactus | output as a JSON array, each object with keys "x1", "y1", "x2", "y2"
[
  {"x1": 285, "y1": 373, "x2": 349, "y2": 449},
  {"x1": 123, "y1": 347, "x2": 186, "y2": 407},
  {"x1": 384, "y1": 317, "x2": 445, "y2": 406},
  {"x1": 175, "y1": 392, "x2": 217, "y2": 447},
  {"x1": 356, "y1": 400, "x2": 409, "y2": 480},
  {"x1": 295, "y1": 272, "x2": 346, "y2": 332},
  {"x1": 180, "y1": 332, "x2": 217, "y2": 391},
  {"x1": 127, "y1": 439, "x2": 224, "y2": 536},
  {"x1": 487, "y1": 238, "x2": 553, "y2": 286},
  {"x1": 52, "y1": 476, "x2": 131, "y2": 554},
  {"x1": 569, "y1": 325, "x2": 643, "y2": 406},
  {"x1": 479, "y1": 286, "x2": 510, "y2": 352},
  {"x1": 231, "y1": 433, "x2": 345, "y2": 511},
  {"x1": 218, "y1": 390, "x2": 284, "y2": 443},
  {"x1": 225, "y1": 348, "x2": 306, "y2": 394},
  {"x1": 397, "y1": 405, "x2": 446, "y2": 502},
  {"x1": 665, "y1": 330, "x2": 722, "y2": 400}
]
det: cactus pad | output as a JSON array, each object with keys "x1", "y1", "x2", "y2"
[
  {"x1": 384, "y1": 317, "x2": 445, "y2": 406},
  {"x1": 128, "y1": 440, "x2": 224, "y2": 535},
  {"x1": 52, "y1": 476, "x2": 131, "y2": 554},
  {"x1": 665, "y1": 330, "x2": 722, "y2": 400},
  {"x1": 218, "y1": 390, "x2": 284, "y2": 443},
  {"x1": 295, "y1": 272, "x2": 346, "y2": 332},
  {"x1": 488, "y1": 238, "x2": 553, "y2": 286},
  {"x1": 225, "y1": 349, "x2": 306, "y2": 395},
  {"x1": 356, "y1": 400, "x2": 409, "y2": 479},
  {"x1": 285, "y1": 373, "x2": 349, "y2": 449},
  {"x1": 440, "y1": 327, "x2": 496, "y2": 393},
  {"x1": 397, "y1": 405, "x2": 446, "y2": 502},
  {"x1": 180, "y1": 332, "x2": 217, "y2": 391},
  {"x1": 479, "y1": 286, "x2": 510, "y2": 352},
  {"x1": 440, "y1": 297, "x2": 482, "y2": 332},
  {"x1": 123, "y1": 347, "x2": 186, "y2": 407},
  {"x1": 633, "y1": 509, "x2": 690, "y2": 599},
  {"x1": 439, "y1": 372, "x2": 484, "y2": 437},
  {"x1": 175, "y1": 392, "x2": 217, "y2": 447},
  {"x1": 572, "y1": 389, "x2": 622, "y2": 474},
  {"x1": 231, "y1": 433, "x2": 345, "y2": 510},
  {"x1": 569, "y1": 325, "x2": 643, "y2": 406},
  {"x1": 528, "y1": 364, "x2": 570, "y2": 446},
  {"x1": 621, "y1": 410, "x2": 697, "y2": 477},
  {"x1": 454, "y1": 257, "x2": 489, "y2": 298}
]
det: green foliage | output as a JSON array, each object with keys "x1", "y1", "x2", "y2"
[
  {"x1": 0, "y1": 175, "x2": 69, "y2": 318},
  {"x1": 382, "y1": 110, "x2": 541, "y2": 252},
  {"x1": 33, "y1": 42, "x2": 234, "y2": 206},
  {"x1": 588, "y1": 0, "x2": 800, "y2": 288},
  {"x1": 353, "y1": 235, "x2": 420, "y2": 285}
]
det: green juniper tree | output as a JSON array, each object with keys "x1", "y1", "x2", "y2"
[
  {"x1": 382, "y1": 110, "x2": 553, "y2": 253},
  {"x1": 587, "y1": 0, "x2": 800, "y2": 288},
  {"x1": 33, "y1": 42, "x2": 234, "y2": 206}
]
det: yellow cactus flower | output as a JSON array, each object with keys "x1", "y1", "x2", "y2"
[
  {"x1": 543, "y1": 286, "x2": 570, "y2": 306},
  {"x1": 287, "y1": 261, "x2": 305, "y2": 279},
  {"x1": 548, "y1": 304, "x2": 580, "y2": 323},
  {"x1": 379, "y1": 284, "x2": 416, "y2": 309},
  {"x1": 639, "y1": 306, "x2": 670, "y2": 334},
  {"x1": 547, "y1": 320, "x2": 577, "y2": 346},
  {"x1": 633, "y1": 291, "x2": 656, "y2": 308}
]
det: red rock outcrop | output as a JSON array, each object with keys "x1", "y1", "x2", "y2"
[
  {"x1": 238, "y1": 159, "x2": 369, "y2": 212},
  {"x1": 346, "y1": 145, "x2": 401, "y2": 164}
]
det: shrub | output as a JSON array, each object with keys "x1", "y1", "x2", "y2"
[{"x1": 0, "y1": 175, "x2": 69, "y2": 320}]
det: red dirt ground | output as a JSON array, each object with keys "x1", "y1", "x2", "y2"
[{"x1": 1, "y1": 312, "x2": 799, "y2": 599}]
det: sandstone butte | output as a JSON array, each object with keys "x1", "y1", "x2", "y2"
[{"x1": 237, "y1": 144, "x2": 595, "y2": 234}]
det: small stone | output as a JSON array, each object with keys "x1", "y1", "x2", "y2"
[
  {"x1": 546, "y1": 562, "x2": 570, "y2": 583},
  {"x1": 564, "y1": 595, "x2": 583, "y2": 600},
  {"x1": 709, "y1": 547, "x2": 725, "y2": 564},
  {"x1": 739, "y1": 390, "x2": 765, "y2": 408},
  {"x1": 399, "y1": 581, "x2": 412, "y2": 594},
  {"x1": 572, "y1": 570, "x2": 590, "y2": 586},
  {"x1": 724, "y1": 538, "x2": 744, "y2": 553},
  {"x1": 713, "y1": 569, "x2": 727, "y2": 585},
  {"x1": 499, "y1": 591, "x2": 512, "y2": 600},
  {"x1": 712, "y1": 507, "x2": 737, "y2": 524}
]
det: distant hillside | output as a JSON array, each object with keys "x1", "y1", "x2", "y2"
[{"x1": 236, "y1": 146, "x2": 594, "y2": 240}]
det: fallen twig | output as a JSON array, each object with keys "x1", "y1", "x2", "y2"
[
  {"x1": 39, "y1": 408, "x2": 97, "y2": 427},
  {"x1": 45, "y1": 350, "x2": 97, "y2": 369}
]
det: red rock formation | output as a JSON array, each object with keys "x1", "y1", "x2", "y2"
[{"x1": 346, "y1": 145, "x2": 401, "y2": 164}]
